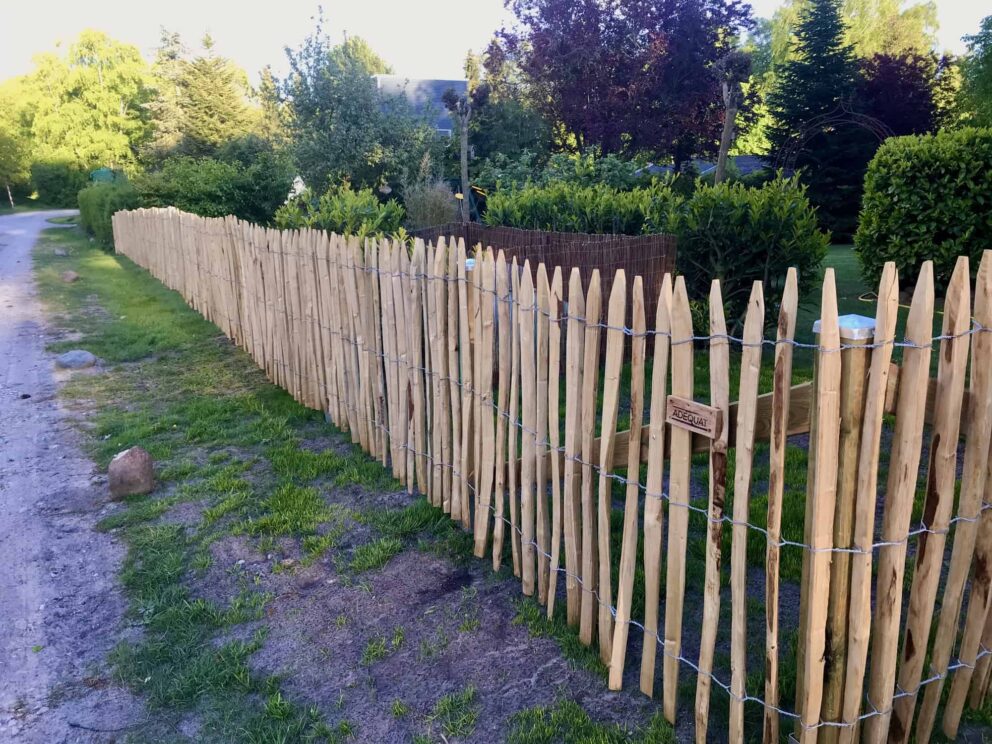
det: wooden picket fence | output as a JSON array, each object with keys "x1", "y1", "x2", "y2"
[{"x1": 113, "y1": 206, "x2": 992, "y2": 743}]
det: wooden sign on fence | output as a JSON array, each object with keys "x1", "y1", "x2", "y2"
[{"x1": 665, "y1": 395, "x2": 722, "y2": 439}]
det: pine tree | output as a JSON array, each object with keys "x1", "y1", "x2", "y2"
[
  {"x1": 178, "y1": 35, "x2": 252, "y2": 156},
  {"x1": 768, "y1": 0, "x2": 858, "y2": 151},
  {"x1": 768, "y1": 0, "x2": 872, "y2": 239}
]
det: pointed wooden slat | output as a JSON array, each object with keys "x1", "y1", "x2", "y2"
[
  {"x1": 492, "y1": 251, "x2": 512, "y2": 570},
  {"x1": 580, "y1": 270, "x2": 603, "y2": 646},
  {"x1": 609, "y1": 275, "x2": 645, "y2": 688},
  {"x1": 763, "y1": 268, "x2": 800, "y2": 744},
  {"x1": 730, "y1": 283, "x2": 764, "y2": 742},
  {"x1": 596, "y1": 271, "x2": 626, "y2": 662},
  {"x1": 409, "y1": 240, "x2": 428, "y2": 492},
  {"x1": 536, "y1": 263, "x2": 552, "y2": 603},
  {"x1": 695, "y1": 279, "x2": 731, "y2": 741},
  {"x1": 448, "y1": 240, "x2": 463, "y2": 523},
  {"x1": 887, "y1": 257, "x2": 971, "y2": 744},
  {"x1": 798, "y1": 269, "x2": 843, "y2": 744},
  {"x1": 458, "y1": 240, "x2": 473, "y2": 525},
  {"x1": 862, "y1": 262, "x2": 935, "y2": 744},
  {"x1": 508, "y1": 259, "x2": 523, "y2": 576},
  {"x1": 835, "y1": 263, "x2": 898, "y2": 744},
  {"x1": 473, "y1": 250, "x2": 497, "y2": 557},
  {"x1": 519, "y1": 263, "x2": 537, "y2": 596},
  {"x1": 563, "y1": 268, "x2": 586, "y2": 625},
  {"x1": 640, "y1": 274, "x2": 673, "y2": 698},
  {"x1": 915, "y1": 251, "x2": 992, "y2": 742},
  {"x1": 663, "y1": 276, "x2": 694, "y2": 723},
  {"x1": 547, "y1": 267, "x2": 565, "y2": 617},
  {"x1": 941, "y1": 255, "x2": 992, "y2": 738}
]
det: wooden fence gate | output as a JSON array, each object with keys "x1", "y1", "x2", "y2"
[{"x1": 113, "y1": 206, "x2": 992, "y2": 743}]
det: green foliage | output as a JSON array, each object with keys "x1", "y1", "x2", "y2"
[
  {"x1": 282, "y1": 16, "x2": 439, "y2": 193},
  {"x1": 855, "y1": 127, "x2": 992, "y2": 290},
  {"x1": 508, "y1": 699, "x2": 674, "y2": 743},
  {"x1": 78, "y1": 182, "x2": 140, "y2": 248},
  {"x1": 652, "y1": 176, "x2": 828, "y2": 331},
  {"x1": 487, "y1": 176, "x2": 827, "y2": 331},
  {"x1": 402, "y1": 179, "x2": 459, "y2": 229},
  {"x1": 484, "y1": 181, "x2": 664, "y2": 234},
  {"x1": 135, "y1": 142, "x2": 293, "y2": 223},
  {"x1": 474, "y1": 148, "x2": 651, "y2": 195},
  {"x1": 31, "y1": 160, "x2": 89, "y2": 206},
  {"x1": 961, "y1": 15, "x2": 992, "y2": 127},
  {"x1": 176, "y1": 36, "x2": 253, "y2": 157},
  {"x1": 274, "y1": 184, "x2": 405, "y2": 237},
  {"x1": 15, "y1": 31, "x2": 154, "y2": 172}
]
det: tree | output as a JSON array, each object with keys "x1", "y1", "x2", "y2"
[
  {"x1": 177, "y1": 35, "x2": 253, "y2": 156},
  {"x1": 960, "y1": 15, "x2": 992, "y2": 126},
  {"x1": 857, "y1": 52, "x2": 938, "y2": 135},
  {"x1": 143, "y1": 28, "x2": 187, "y2": 162},
  {"x1": 443, "y1": 84, "x2": 489, "y2": 222},
  {"x1": 19, "y1": 30, "x2": 154, "y2": 171},
  {"x1": 497, "y1": 0, "x2": 753, "y2": 167},
  {"x1": 769, "y1": 0, "x2": 937, "y2": 65},
  {"x1": 714, "y1": 50, "x2": 753, "y2": 183},
  {"x1": 768, "y1": 0, "x2": 871, "y2": 236},
  {"x1": 0, "y1": 82, "x2": 31, "y2": 206},
  {"x1": 281, "y1": 16, "x2": 438, "y2": 192},
  {"x1": 468, "y1": 44, "x2": 553, "y2": 164},
  {"x1": 329, "y1": 35, "x2": 393, "y2": 75}
]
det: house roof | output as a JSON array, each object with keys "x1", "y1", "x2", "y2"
[
  {"x1": 637, "y1": 155, "x2": 778, "y2": 177},
  {"x1": 373, "y1": 74, "x2": 468, "y2": 133}
]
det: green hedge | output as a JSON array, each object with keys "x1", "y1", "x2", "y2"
[
  {"x1": 134, "y1": 146, "x2": 294, "y2": 224},
  {"x1": 485, "y1": 176, "x2": 828, "y2": 330},
  {"x1": 483, "y1": 181, "x2": 662, "y2": 234},
  {"x1": 78, "y1": 182, "x2": 140, "y2": 248},
  {"x1": 31, "y1": 161, "x2": 89, "y2": 207},
  {"x1": 856, "y1": 128, "x2": 992, "y2": 290}
]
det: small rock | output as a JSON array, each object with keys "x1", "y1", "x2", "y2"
[
  {"x1": 53, "y1": 248, "x2": 68, "y2": 257},
  {"x1": 19, "y1": 393, "x2": 30, "y2": 400},
  {"x1": 60, "y1": 270, "x2": 79, "y2": 283},
  {"x1": 55, "y1": 350, "x2": 96, "y2": 369},
  {"x1": 108, "y1": 447, "x2": 154, "y2": 499},
  {"x1": 280, "y1": 558, "x2": 297, "y2": 568}
]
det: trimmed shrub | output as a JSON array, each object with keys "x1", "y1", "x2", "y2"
[
  {"x1": 78, "y1": 182, "x2": 140, "y2": 248},
  {"x1": 650, "y1": 177, "x2": 829, "y2": 331},
  {"x1": 856, "y1": 128, "x2": 992, "y2": 290},
  {"x1": 31, "y1": 160, "x2": 88, "y2": 207},
  {"x1": 483, "y1": 181, "x2": 670, "y2": 235},
  {"x1": 484, "y1": 175, "x2": 828, "y2": 331},
  {"x1": 274, "y1": 184, "x2": 405, "y2": 237}
]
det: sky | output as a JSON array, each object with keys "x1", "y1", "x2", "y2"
[{"x1": 0, "y1": 0, "x2": 987, "y2": 84}]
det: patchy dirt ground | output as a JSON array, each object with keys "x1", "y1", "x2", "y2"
[{"x1": 0, "y1": 210, "x2": 145, "y2": 742}]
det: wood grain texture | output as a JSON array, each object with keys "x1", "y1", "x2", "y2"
[
  {"x1": 563, "y1": 268, "x2": 586, "y2": 626},
  {"x1": 799, "y1": 270, "x2": 842, "y2": 744},
  {"x1": 888, "y1": 257, "x2": 971, "y2": 744},
  {"x1": 579, "y1": 270, "x2": 603, "y2": 646},
  {"x1": 547, "y1": 267, "x2": 564, "y2": 618},
  {"x1": 694, "y1": 280, "x2": 730, "y2": 742},
  {"x1": 639, "y1": 273, "x2": 672, "y2": 698},
  {"x1": 863, "y1": 263, "x2": 935, "y2": 744},
  {"x1": 836, "y1": 262, "x2": 898, "y2": 744},
  {"x1": 663, "y1": 277, "x2": 693, "y2": 723}
]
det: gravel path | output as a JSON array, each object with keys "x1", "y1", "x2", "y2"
[{"x1": 0, "y1": 211, "x2": 143, "y2": 742}]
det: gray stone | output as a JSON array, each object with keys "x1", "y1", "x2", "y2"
[
  {"x1": 60, "y1": 271, "x2": 79, "y2": 283},
  {"x1": 108, "y1": 447, "x2": 154, "y2": 499},
  {"x1": 54, "y1": 350, "x2": 96, "y2": 369},
  {"x1": 53, "y1": 248, "x2": 68, "y2": 257}
]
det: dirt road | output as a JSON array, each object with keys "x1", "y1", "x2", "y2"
[{"x1": 0, "y1": 211, "x2": 142, "y2": 742}]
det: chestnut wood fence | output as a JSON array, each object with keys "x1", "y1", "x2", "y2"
[{"x1": 113, "y1": 206, "x2": 992, "y2": 743}]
